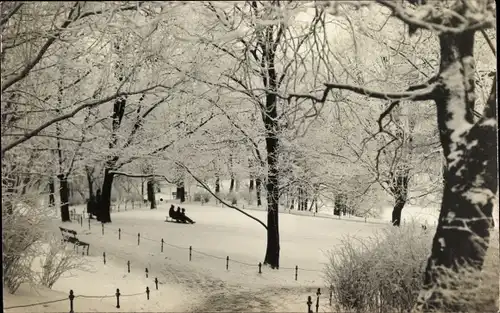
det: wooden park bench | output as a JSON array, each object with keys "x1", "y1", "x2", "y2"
[{"x1": 59, "y1": 227, "x2": 90, "y2": 255}]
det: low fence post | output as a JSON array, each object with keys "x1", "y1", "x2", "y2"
[
  {"x1": 155, "y1": 277, "x2": 159, "y2": 290},
  {"x1": 116, "y1": 288, "x2": 120, "y2": 308},
  {"x1": 316, "y1": 288, "x2": 321, "y2": 313},
  {"x1": 146, "y1": 287, "x2": 150, "y2": 300},
  {"x1": 295, "y1": 265, "x2": 298, "y2": 281},
  {"x1": 189, "y1": 246, "x2": 192, "y2": 261},
  {"x1": 118, "y1": 228, "x2": 121, "y2": 240},
  {"x1": 101, "y1": 223, "x2": 104, "y2": 235},
  {"x1": 103, "y1": 252, "x2": 106, "y2": 265},
  {"x1": 307, "y1": 296, "x2": 312, "y2": 313},
  {"x1": 161, "y1": 239, "x2": 164, "y2": 252},
  {"x1": 127, "y1": 260, "x2": 130, "y2": 273},
  {"x1": 258, "y1": 262, "x2": 262, "y2": 274},
  {"x1": 145, "y1": 268, "x2": 148, "y2": 278},
  {"x1": 226, "y1": 256, "x2": 229, "y2": 270},
  {"x1": 137, "y1": 233, "x2": 140, "y2": 245},
  {"x1": 88, "y1": 218, "x2": 91, "y2": 230},
  {"x1": 69, "y1": 290, "x2": 75, "y2": 313}
]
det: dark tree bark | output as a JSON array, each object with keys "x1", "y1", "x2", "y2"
[
  {"x1": 175, "y1": 185, "x2": 181, "y2": 199},
  {"x1": 97, "y1": 95, "x2": 126, "y2": 223},
  {"x1": 391, "y1": 198, "x2": 406, "y2": 227},
  {"x1": 178, "y1": 182, "x2": 186, "y2": 203},
  {"x1": 262, "y1": 71, "x2": 280, "y2": 268},
  {"x1": 298, "y1": 188, "x2": 303, "y2": 210},
  {"x1": 215, "y1": 176, "x2": 220, "y2": 193},
  {"x1": 96, "y1": 45, "x2": 127, "y2": 223},
  {"x1": 256, "y1": 177, "x2": 262, "y2": 206},
  {"x1": 55, "y1": 80, "x2": 70, "y2": 223},
  {"x1": 147, "y1": 180, "x2": 156, "y2": 209},
  {"x1": 249, "y1": 178, "x2": 254, "y2": 191},
  {"x1": 309, "y1": 199, "x2": 316, "y2": 212},
  {"x1": 289, "y1": 198, "x2": 294, "y2": 210},
  {"x1": 229, "y1": 177, "x2": 235, "y2": 192},
  {"x1": 415, "y1": 28, "x2": 498, "y2": 311},
  {"x1": 49, "y1": 177, "x2": 55, "y2": 207},
  {"x1": 58, "y1": 174, "x2": 70, "y2": 222},
  {"x1": 85, "y1": 166, "x2": 95, "y2": 200},
  {"x1": 390, "y1": 170, "x2": 410, "y2": 227},
  {"x1": 334, "y1": 193, "x2": 346, "y2": 216},
  {"x1": 98, "y1": 168, "x2": 113, "y2": 223}
]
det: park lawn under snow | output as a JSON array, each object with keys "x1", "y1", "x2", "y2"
[
  {"x1": 3, "y1": 254, "x2": 188, "y2": 312},
  {"x1": 6, "y1": 199, "x2": 391, "y2": 312}
]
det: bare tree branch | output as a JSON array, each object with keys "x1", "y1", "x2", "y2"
[
  {"x1": 0, "y1": 2, "x2": 24, "y2": 26},
  {"x1": 480, "y1": 29, "x2": 496, "y2": 57},
  {"x1": 1, "y1": 2, "x2": 142, "y2": 92},
  {"x1": 176, "y1": 161, "x2": 268, "y2": 230},
  {"x1": 285, "y1": 79, "x2": 437, "y2": 104},
  {"x1": 1, "y1": 84, "x2": 166, "y2": 156},
  {"x1": 109, "y1": 171, "x2": 176, "y2": 184},
  {"x1": 375, "y1": 0, "x2": 494, "y2": 34}
]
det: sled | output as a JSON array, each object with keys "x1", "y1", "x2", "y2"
[
  {"x1": 165, "y1": 216, "x2": 196, "y2": 224},
  {"x1": 165, "y1": 216, "x2": 190, "y2": 224}
]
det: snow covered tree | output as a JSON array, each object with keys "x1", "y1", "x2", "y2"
[{"x1": 297, "y1": 1, "x2": 497, "y2": 310}]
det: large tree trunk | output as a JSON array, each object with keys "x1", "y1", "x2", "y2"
[
  {"x1": 391, "y1": 171, "x2": 409, "y2": 227},
  {"x1": 256, "y1": 177, "x2": 262, "y2": 206},
  {"x1": 229, "y1": 177, "x2": 235, "y2": 192},
  {"x1": 147, "y1": 180, "x2": 156, "y2": 209},
  {"x1": 263, "y1": 137, "x2": 280, "y2": 268},
  {"x1": 142, "y1": 178, "x2": 145, "y2": 200},
  {"x1": 249, "y1": 178, "x2": 254, "y2": 191},
  {"x1": 85, "y1": 167, "x2": 94, "y2": 200},
  {"x1": 175, "y1": 185, "x2": 181, "y2": 199},
  {"x1": 49, "y1": 177, "x2": 55, "y2": 207},
  {"x1": 98, "y1": 169, "x2": 114, "y2": 223},
  {"x1": 415, "y1": 30, "x2": 497, "y2": 311},
  {"x1": 215, "y1": 176, "x2": 220, "y2": 194},
  {"x1": 262, "y1": 90, "x2": 280, "y2": 268},
  {"x1": 58, "y1": 174, "x2": 70, "y2": 222},
  {"x1": 96, "y1": 72, "x2": 126, "y2": 223},
  {"x1": 297, "y1": 188, "x2": 302, "y2": 210},
  {"x1": 178, "y1": 182, "x2": 185, "y2": 203},
  {"x1": 391, "y1": 198, "x2": 406, "y2": 227}
]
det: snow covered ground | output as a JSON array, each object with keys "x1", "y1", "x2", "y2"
[
  {"x1": 4, "y1": 199, "x2": 396, "y2": 312},
  {"x1": 4, "y1": 255, "x2": 188, "y2": 312}
]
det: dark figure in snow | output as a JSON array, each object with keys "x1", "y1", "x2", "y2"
[
  {"x1": 169, "y1": 205, "x2": 179, "y2": 220},
  {"x1": 174, "y1": 206, "x2": 184, "y2": 223},
  {"x1": 180, "y1": 208, "x2": 195, "y2": 224}
]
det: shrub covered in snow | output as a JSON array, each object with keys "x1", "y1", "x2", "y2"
[
  {"x1": 325, "y1": 221, "x2": 499, "y2": 313},
  {"x1": 36, "y1": 238, "x2": 87, "y2": 288},
  {"x1": 193, "y1": 191, "x2": 211, "y2": 203},
  {"x1": 2, "y1": 198, "x2": 45, "y2": 293}
]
